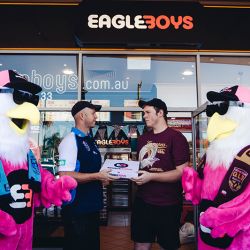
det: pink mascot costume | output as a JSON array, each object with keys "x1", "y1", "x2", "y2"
[
  {"x1": 0, "y1": 70, "x2": 77, "y2": 250},
  {"x1": 182, "y1": 85, "x2": 250, "y2": 250}
]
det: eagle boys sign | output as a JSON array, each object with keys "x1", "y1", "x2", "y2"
[
  {"x1": 88, "y1": 14, "x2": 194, "y2": 30},
  {"x1": 75, "y1": 1, "x2": 201, "y2": 48}
]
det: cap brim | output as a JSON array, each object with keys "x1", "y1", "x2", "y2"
[
  {"x1": 93, "y1": 104, "x2": 102, "y2": 111},
  {"x1": 138, "y1": 100, "x2": 147, "y2": 108},
  {"x1": 5, "y1": 81, "x2": 42, "y2": 94},
  {"x1": 207, "y1": 91, "x2": 239, "y2": 102}
]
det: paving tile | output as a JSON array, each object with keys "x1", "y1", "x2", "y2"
[{"x1": 100, "y1": 226, "x2": 195, "y2": 250}]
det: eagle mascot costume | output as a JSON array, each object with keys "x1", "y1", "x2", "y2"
[
  {"x1": 182, "y1": 85, "x2": 250, "y2": 250},
  {"x1": 0, "y1": 70, "x2": 77, "y2": 250}
]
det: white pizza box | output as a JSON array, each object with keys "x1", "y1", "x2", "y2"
[{"x1": 100, "y1": 159, "x2": 139, "y2": 179}]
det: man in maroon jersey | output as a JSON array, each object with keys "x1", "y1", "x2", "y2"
[{"x1": 131, "y1": 98, "x2": 190, "y2": 250}]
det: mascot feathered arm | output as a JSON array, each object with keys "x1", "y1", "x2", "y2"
[
  {"x1": 35, "y1": 167, "x2": 77, "y2": 208},
  {"x1": 200, "y1": 183, "x2": 250, "y2": 238},
  {"x1": 182, "y1": 166, "x2": 203, "y2": 205}
]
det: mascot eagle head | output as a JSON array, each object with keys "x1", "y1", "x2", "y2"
[
  {"x1": 0, "y1": 70, "x2": 42, "y2": 165},
  {"x1": 206, "y1": 85, "x2": 250, "y2": 169}
]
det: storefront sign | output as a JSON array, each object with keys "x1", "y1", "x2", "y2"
[
  {"x1": 1, "y1": 2, "x2": 250, "y2": 50},
  {"x1": 74, "y1": 1, "x2": 250, "y2": 50},
  {"x1": 88, "y1": 14, "x2": 193, "y2": 30},
  {"x1": 75, "y1": 1, "x2": 201, "y2": 48}
]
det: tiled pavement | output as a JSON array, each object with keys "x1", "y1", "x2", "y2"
[
  {"x1": 101, "y1": 212, "x2": 195, "y2": 250},
  {"x1": 33, "y1": 211, "x2": 195, "y2": 250}
]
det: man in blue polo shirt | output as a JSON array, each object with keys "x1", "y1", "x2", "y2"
[{"x1": 58, "y1": 101, "x2": 117, "y2": 250}]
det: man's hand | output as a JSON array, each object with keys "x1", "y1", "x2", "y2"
[
  {"x1": 98, "y1": 169, "x2": 119, "y2": 185},
  {"x1": 131, "y1": 170, "x2": 152, "y2": 185}
]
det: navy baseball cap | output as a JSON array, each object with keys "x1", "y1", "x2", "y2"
[
  {"x1": 138, "y1": 98, "x2": 168, "y2": 115},
  {"x1": 207, "y1": 85, "x2": 250, "y2": 103},
  {"x1": 71, "y1": 101, "x2": 102, "y2": 117},
  {"x1": 0, "y1": 69, "x2": 42, "y2": 94},
  {"x1": 206, "y1": 85, "x2": 250, "y2": 117}
]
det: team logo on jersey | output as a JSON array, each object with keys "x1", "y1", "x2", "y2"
[
  {"x1": 229, "y1": 167, "x2": 248, "y2": 192},
  {"x1": 82, "y1": 141, "x2": 91, "y2": 151},
  {"x1": 139, "y1": 143, "x2": 159, "y2": 169},
  {"x1": 10, "y1": 184, "x2": 32, "y2": 208},
  {"x1": 1, "y1": 170, "x2": 33, "y2": 224}
]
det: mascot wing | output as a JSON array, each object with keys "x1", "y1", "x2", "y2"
[
  {"x1": 182, "y1": 166, "x2": 203, "y2": 204},
  {"x1": 200, "y1": 184, "x2": 250, "y2": 238}
]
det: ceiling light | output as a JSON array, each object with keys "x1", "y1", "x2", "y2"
[
  {"x1": 182, "y1": 70, "x2": 193, "y2": 76},
  {"x1": 62, "y1": 68, "x2": 74, "y2": 75}
]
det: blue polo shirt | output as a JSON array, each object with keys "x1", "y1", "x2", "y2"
[{"x1": 59, "y1": 128, "x2": 103, "y2": 214}]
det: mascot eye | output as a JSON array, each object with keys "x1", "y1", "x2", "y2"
[
  {"x1": 206, "y1": 101, "x2": 229, "y2": 117},
  {"x1": 13, "y1": 90, "x2": 39, "y2": 106},
  {"x1": 206, "y1": 105, "x2": 217, "y2": 117},
  {"x1": 217, "y1": 102, "x2": 229, "y2": 115}
]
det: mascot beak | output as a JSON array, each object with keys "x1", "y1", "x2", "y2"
[
  {"x1": 6, "y1": 102, "x2": 40, "y2": 135},
  {"x1": 207, "y1": 112, "x2": 238, "y2": 142}
]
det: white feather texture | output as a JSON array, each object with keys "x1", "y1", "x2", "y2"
[
  {"x1": 0, "y1": 94, "x2": 30, "y2": 165},
  {"x1": 206, "y1": 106, "x2": 250, "y2": 169}
]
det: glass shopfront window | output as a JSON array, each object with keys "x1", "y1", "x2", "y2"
[
  {"x1": 0, "y1": 54, "x2": 79, "y2": 108},
  {"x1": 38, "y1": 111, "x2": 74, "y2": 170},
  {"x1": 82, "y1": 55, "x2": 197, "y2": 108},
  {"x1": 200, "y1": 56, "x2": 250, "y2": 103}
]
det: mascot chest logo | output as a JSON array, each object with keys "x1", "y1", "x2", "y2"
[
  {"x1": 0, "y1": 169, "x2": 33, "y2": 224},
  {"x1": 10, "y1": 183, "x2": 32, "y2": 209},
  {"x1": 229, "y1": 167, "x2": 248, "y2": 192}
]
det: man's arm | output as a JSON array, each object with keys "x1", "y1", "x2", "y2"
[
  {"x1": 59, "y1": 169, "x2": 117, "y2": 184},
  {"x1": 131, "y1": 162, "x2": 188, "y2": 185},
  {"x1": 58, "y1": 133, "x2": 118, "y2": 184}
]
